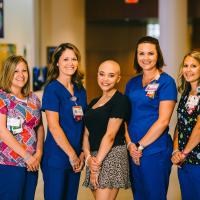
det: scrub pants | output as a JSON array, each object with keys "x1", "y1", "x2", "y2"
[
  {"x1": 42, "y1": 165, "x2": 81, "y2": 200},
  {"x1": 130, "y1": 148, "x2": 172, "y2": 200},
  {"x1": 178, "y1": 164, "x2": 200, "y2": 200},
  {"x1": 0, "y1": 164, "x2": 38, "y2": 200}
]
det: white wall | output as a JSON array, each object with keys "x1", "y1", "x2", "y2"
[{"x1": 0, "y1": 0, "x2": 38, "y2": 67}]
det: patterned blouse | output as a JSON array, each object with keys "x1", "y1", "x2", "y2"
[
  {"x1": 0, "y1": 89, "x2": 42, "y2": 167},
  {"x1": 177, "y1": 90, "x2": 200, "y2": 165}
]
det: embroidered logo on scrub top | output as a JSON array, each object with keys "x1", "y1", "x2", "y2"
[
  {"x1": 70, "y1": 96, "x2": 84, "y2": 121},
  {"x1": 145, "y1": 74, "x2": 160, "y2": 99}
]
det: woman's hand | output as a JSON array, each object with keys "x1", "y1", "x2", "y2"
[
  {"x1": 171, "y1": 150, "x2": 182, "y2": 165},
  {"x1": 88, "y1": 156, "x2": 101, "y2": 173},
  {"x1": 128, "y1": 143, "x2": 142, "y2": 165},
  {"x1": 90, "y1": 170, "x2": 99, "y2": 190},
  {"x1": 171, "y1": 150, "x2": 187, "y2": 167},
  {"x1": 69, "y1": 153, "x2": 81, "y2": 172},
  {"x1": 26, "y1": 154, "x2": 40, "y2": 172},
  {"x1": 74, "y1": 152, "x2": 85, "y2": 173}
]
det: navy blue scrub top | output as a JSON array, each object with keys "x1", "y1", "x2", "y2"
[
  {"x1": 125, "y1": 72, "x2": 177, "y2": 156},
  {"x1": 42, "y1": 80, "x2": 87, "y2": 169}
]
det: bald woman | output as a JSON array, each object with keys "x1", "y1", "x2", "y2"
[{"x1": 83, "y1": 60, "x2": 131, "y2": 200}]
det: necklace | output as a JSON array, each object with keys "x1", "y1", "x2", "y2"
[{"x1": 142, "y1": 70, "x2": 160, "y2": 87}]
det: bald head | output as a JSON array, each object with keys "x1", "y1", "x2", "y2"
[{"x1": 98, "y1": 60, "x2": 121, "y2": 75}]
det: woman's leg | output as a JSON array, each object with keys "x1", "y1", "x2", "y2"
[
  {"x1": 22, "y1": 171, "x2": 38, "y2": 200},
  {"x1": 131, "y1": 149, "x2": 172, "y2": 200},
  {"x1": 178, "y1": 164, "x2": 200, "y2": 200},
  {"x1": 0, "y1": 165, "x2": 26, "y2": 200},
  {"x1": 42, "y1": 165, "x2": 66, "y2": 200},
  {"x1": 64, "y1": 169, "x2": 81, "y2": 200},
  {"x1": 95, "y1": 188, "x2": 119, "y2": 200}
]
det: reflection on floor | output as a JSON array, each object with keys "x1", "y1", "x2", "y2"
[{"x1": 35, "y1": 166, "x2": 181, "y2": 200}]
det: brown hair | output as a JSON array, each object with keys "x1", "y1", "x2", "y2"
[
  {"x1": 46, "y1": 43, "x2": 84, "y2": 89},
  {"x1": 134, "y1": 36, "x2": 165, "y2": 73},
  {"x1": 0, "y1": 55, "x2": 30, "y2": 96}
]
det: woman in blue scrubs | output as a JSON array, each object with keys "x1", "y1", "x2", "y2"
[
  {"x1": 125, "y1": 36, "x2": 177, "y2": 200},
  {"x1": 42, "y1": 43, "x2": 87, "y2": 200},
  {"x1": 171, "y1": 50, "x2": 200, "y2": 200}
]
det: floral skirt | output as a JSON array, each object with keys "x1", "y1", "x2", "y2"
[{"x1": 83, "y1": 144, "x2": 131, "y2": 190}]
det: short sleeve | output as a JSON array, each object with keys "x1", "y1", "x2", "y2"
[
  {"x1": 31, "y1": 92, "x2": 42, "y2": 110},
  {"x1": 110, "y1": 93, "x2": 131, "y2": 121},
  {"x1": 158, "y1": 76, "x2": 177, "y2": 101},
  {"x1": 42, "y1": 84, "x2": 60, "y2": 112},
  {"x1": 0, "y1": 91, "x2": 8, "y2": 115}
]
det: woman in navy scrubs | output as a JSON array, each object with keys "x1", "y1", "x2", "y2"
[
  {"x1": 42, "y1": 43, "x2": 87, "y2": 200},
  {"x1": 125, "y1": 36, "x2": 177, "y2": 200},
  {"x1": 171, "y1": 50, "x2": 200, "y2": 200}
]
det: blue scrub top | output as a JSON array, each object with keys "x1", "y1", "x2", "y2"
[
  {"x1": 42, "y1": 80, "x2": 87, "y2": 169},
  {"x1": 125, "y1": 72, "x2": 177, "y2": 156}
]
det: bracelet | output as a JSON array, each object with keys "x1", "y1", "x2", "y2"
[
  {"x1": 172, "y1": 149, "x2": 180, "y2": 155},
  {"x1": 24, "y1": 152, "x2": 31, "y2": 162},
  {"x1": 85, "y1": 154, "x2": 91, "y2": 166},
  {"x1": 127, "y1": 141, "x2": 132, "y2": 149}
]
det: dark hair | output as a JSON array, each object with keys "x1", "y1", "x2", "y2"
[
  {"x1": 134, "y1": 36, "x2": 165, "y2": 73},
  {"x1": 0, "y1": 55, "x2": 30, "y2": 96},
  {"x1": 46, "y1": 43, "x2": 84, "y2": 89}
]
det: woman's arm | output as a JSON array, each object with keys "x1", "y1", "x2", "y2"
[
  {"x1": 139, "y1": 100, "x2": 176, "y2": 147},
  {"x1": 95, "y1": 118, "x2": 123, "y2": 164},
  {"x1": 171, "y1": 125, "x2": 182, "y2": 165},
  {"x1": 125, "y1": 123, "x2": 142, "y2": 165},
  {"x1": 82, "y1": 127, "x2": 91, "y2": 158},
  {"x1": 45, "y1": 110, "x2": 80, "y2": 170},
  {"x1": 32, "y1": 120, "x2": 45, "y2": 169},
  {"x1": 183, "y1": 115, "x2": 200, "y2": 154},
  {"x1": 0, "y1": 113, "x2": 38, "y2": 170}
]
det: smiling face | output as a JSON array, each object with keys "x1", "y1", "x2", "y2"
[
  {"x1": 11, "y1": 61, "x2": 29, "y2": 91},
  {"x1": 97, "y1": 60, "x2": 121, "y2": 92},
  {"x1": 137, "y1": 43, "x2": 158, "y2": 72},
  {"x1": 182, "y1": 55, "x2": 200, "y2": 84},
  {"x1": 57, "y1": 48, "x2": 78, "y2": 78}
]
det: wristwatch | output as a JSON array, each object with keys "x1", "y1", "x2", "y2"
[{"x1": 136, "y1": 142, "x2": 144, "y2": 151}]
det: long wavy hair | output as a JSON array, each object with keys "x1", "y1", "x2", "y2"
[
  {"x1": 177, "y1": 50, "x2": 200, "y2": 94},
  {"x1": 134, "y1": 36, "x2": 165, "y2": 73},
  {"x1": 0, "y1": 55, "x2": 30, "y2": 96},
  {"x1": 46, "y1": 43, "x2": 84, "y2": 89}
]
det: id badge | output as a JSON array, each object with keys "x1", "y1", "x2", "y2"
[
  {"x1": 145, "y1": 83, "x2": 159, "y2": 99},
  {"x1": 7, "y1": 117, "x2": 23, "y2": 135},
  {"x1": 72, "y1": 106, "x2": 83, "y2": 121},
  {"x1": 145, "y1": 83, "x2": 159, "y2": 92}
]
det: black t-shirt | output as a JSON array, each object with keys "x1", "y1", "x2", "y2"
[
  {"x1": 177, "y1": 91, "x2": 200, "y2": 164},
  {"x1": 84, "y1": 91, "x2": 130, "y2": 151}
]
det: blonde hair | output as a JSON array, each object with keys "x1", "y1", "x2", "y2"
[
  {"x1": 0, "y1": 55, "x2": 30, "y2": 96},
  {"x1": 177, "y1": 50, "x2": 200, "y2": 94}
]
